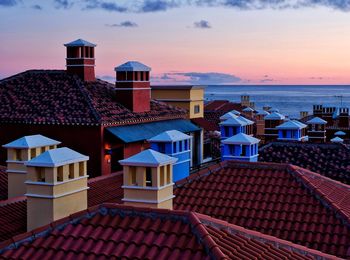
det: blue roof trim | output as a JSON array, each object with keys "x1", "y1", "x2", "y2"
[{"x1": 106, "y1": 119, "x2": 200, "y2": 143}]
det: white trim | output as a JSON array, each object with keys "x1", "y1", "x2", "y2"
[
  {"x1": 25, "y1": 175, "x2": 89, "y2": 186},
  {"x1": 155, "y1": 99, "x2": 204, "y2": 102},
  {"x1": 122, "y1": 182, "x2": 174, "y2": 190},
  {"x1": 66, "y1": 65, "x2": 95, "y2": 67},
  {"x1": 25, "y1": 187, "x2": 89, "y2": 199},
  {"x1": 224, "y1": 154, "x2": 259, "y2": 159},
  {"x1": 115, "y1": 88, "x2": 151, "y2": 91},
  {"x1": 122, "y1": 195, "x2": 175, "y2": 204},
  {"x1": 6, "y1": 169, "x2": 26, "y2": 174},
  {"x1": 116, "y1": 81, "x2": 150, "y2": 83},
  {"x1": 6, "y1": 160, "x2": 26, "y2": 164},
  {"x1": 173, "y1": 159, "x2": 191, "y2": 166},
  {"x1": 170, "y1": 150, "x2": 191, "y2": 156},
  {"x1": 66, "y1": 58, "x2": 95, "y2": 60}
]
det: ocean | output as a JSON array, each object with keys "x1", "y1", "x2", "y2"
[{"x1": 205, "y1": 85, "x2": 350, "y2": 118}]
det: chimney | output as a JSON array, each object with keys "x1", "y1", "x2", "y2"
[
  {"x1": 148, "y1": 130, "x2": 192, "y2": 182},
  {"x1": 300, "y1": 111, "x2": 308, "y2": 119},
  {"x1": 2, "y1": 135, "x2": 60, "y2": 199},
  {"x1": 119, "y1": 149, "x2": 177, "y2": 209},
  {"x1": 25, "y1": 147, "x2": 89, "y2": 231},
  {"x1": 338, "y1": 107, "x2": 349, "y2": 128},
  {"x1": 306, "y1": 117, "x2": 327, "y2": 143},
  {"x1": 64, "y1": 39, "x2": 96, "y2": 82},
  {"x1": 115, "y1": 61, "x2": 151, "y2": 113},
  {"x1": 241, "y1": 95, "x2": 250, "y2": 107},
  {"x1": 221, "y1": 133, "x2": 260, "y2": 162}
]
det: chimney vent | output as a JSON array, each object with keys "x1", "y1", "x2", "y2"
[
  {"x1": 25, "y1": 147, "x2": 89, "y2": 231},
  {"x1": 115, "y1": 61, "x2": 151, "y2": 113},
  {"x1": 2, "y1": 135, "x2": 60, "y2": 198},
  {"x1": 64, "y1": 39, "x2": 96, "y2": 82}
]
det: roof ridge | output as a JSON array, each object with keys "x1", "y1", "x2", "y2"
[
  {"x1": 74, "y1": 78, "x2": 102, "y2": 124},
  {"x1": 194, "y1": 212, "x2": 338, "y2": 259},
  {"x1": 188, "y1": 212, "x2": 227, "y2": 259},
  {"x1": 289, "y1": 165, "x2": 350, "y2": 223}
]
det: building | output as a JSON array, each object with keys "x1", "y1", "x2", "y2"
[
  {"x1": 255, "y1": 110, "x2": 270, "y2": 140},
  {"x1": 151, "y1": 85, "x2": 205, "y2": 119},
  {"x1": 276, "y1": 120, "x2": 307, "y2": 141},
  {"x1": 0, "y1": 39, "x2": 202, "y2": 177},
  {"x1": 264, "y1": 112, "x2": 286, "y2": 142},
  {"x1": 221, "y1": 133, "x2": 260, "y2": 162},
  {"x1": 306, "y1": 117, "x2": 327, "y2": 143},
  {"x1": 149, "y1": 130, "x2": 191, "y2": 181}
]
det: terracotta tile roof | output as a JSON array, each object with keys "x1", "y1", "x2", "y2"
[
  {"x1": 259, "y1": 142, "x2": 350, "y2": 184},
  {"x1": 173, "y1": 161, "x2": 350, "y2": 258},
  {"x1": 0, "y1": 70, "x2": 186, "y2": 126},
  {"x1": 0, "y1": 203, "x2": 333, "y2": 259},
  {"x1": 192, "y1": 117, "x2": 218, "y2": 132},
  {"x1": 0, "y1": 167, "x2": 7, "y2": 201},
  {"x1": 205, "y1": 100, "x2": 243, "y2": 112},
  {"x1": 0, "y1": 172, "x2": 124, "y2": 242}
]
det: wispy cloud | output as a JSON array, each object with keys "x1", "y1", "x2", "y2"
[
  {"x1": 54, "y1": 0, "x2": 73, "y2": 9},
  {"x1": 31, "y1": 4, "x2": 42, "y2": 10},
  {"x1": 155, "y1": 72, "x2": 242, "y2": 84},
  {"x1": 106, "y1": 21, "x2": 138, "y2": 27},
  {"x1": 194, "y1": 20, "x2": 211, "y2": 29},
  {"x1": 0, "y1": 0, "x2": 18, "y2": 7},
  {"x1": 84, "y1": 0, "x2": 128, "y2": 12},
  {"x1": 140, "y1": 0, "x2": 180, "y2": 12}
]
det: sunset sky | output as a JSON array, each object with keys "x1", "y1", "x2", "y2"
[{"x1": 1, "y1": 0, "x2": 350, "y2": 85}]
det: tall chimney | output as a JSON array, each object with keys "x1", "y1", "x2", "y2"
[
  {"x1": 119, "y1": 149, "x2": 177, "y2": 209},
  {"x1": 25, "y1": 147, "x2": 89, "y2": 231},
  {"x1": 114, "y1": 61, "x2": 151, "y2": 113},
  {"x1": 2, "y1": 135, "x2": 60, "y2": 199},
  {"x1": 64, "y1": 39, "x2": 96, "y2": 82},
  {"x1": 339, "y1": 107, "x2": 349, "y2": 128}
]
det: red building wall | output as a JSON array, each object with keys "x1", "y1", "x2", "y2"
[{"x1": 0, "y1": 124, "x2": 103, "y2": 178}]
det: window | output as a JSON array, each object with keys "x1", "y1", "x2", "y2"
[
  {"x1": 130, "y1": 167, "x2": 137, "y2": 185},
  {"x1": 79, "y1": 162, "x2": 85, "y2": 177},
  {"x1": 36, "y1": 168, "x2": 45, "y2": 182},
  {"x1": 173, "y1": 142, "x2": 177, "y2": 153},
  {"x1": 57, "y1": 166, "x2": 64, "y2": 182},
  {"x1": 15, "y1": 149, "x2": 21, "y2": 161},
  {"x1": 30, "y1": 148, "x2": 36, "y2": 159},
  {"x1": 158, "y1": 143, "x2": 166, "y2": 154},
  {"x1": 166, "y1": 165, "x2": 171, "y2": 184},
  {"x1": 194, "y1": 105, "x2": 200, "y2": 114},
  {"x1": 146, "y1": 168, "x2": 152, "y2": 187},
  {"x1": 241, "y1": 146, "x2": 247, "y2": 156},
  {"x1": 69, "y1": 164, "x2": 74, "y2": 179},
  {"x1": 179, "y1": 141, "x2": 183, "y2": 152},
  {"x1": 184, "y1": 140, "x2": 188, "y2": 150},
  {"x1": 229, "y1": 145, "x2": 235, "y2": 155},
  {"x1": 160, "y1": 166, "x2": 165, "y2": 186},
  {"x1": 224, "y1": 126, "x2": 229, "y2": 137},
  {"x1": 41, "y1": 147, "x2": 46, "y2": 154}
]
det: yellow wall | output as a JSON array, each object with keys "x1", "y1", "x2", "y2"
[{"x1": 151, "y1": 88, "x2": 204, "y2": 119}]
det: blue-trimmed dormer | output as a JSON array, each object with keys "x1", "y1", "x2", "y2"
[
  {"x1": 148, "y1": 130, "x2": 191, "y2": 182},
  {"x1": 221, "y1": 133, "x2": 260, "y2": 162},
  {"x1": 220, "y1": 117, "x2": 248, "y2": 140},
  {"x1": 276, "y1": 120, "x2": 307, "y2": 141}
]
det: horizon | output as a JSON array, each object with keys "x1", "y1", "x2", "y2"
[{"x1": 1, "y1": 0, "x2": 350, "y2": 85}]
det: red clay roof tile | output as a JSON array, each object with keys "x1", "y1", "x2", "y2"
[
  {"x1": 173, "y1": 161, "x2": 350, "y2": 258},
  {"x1": 0, "y1": 70, "x2": 186, "y2": 126},
  {"x1": 0, "y1": 204, "x2": 333, "y2": 260}
]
